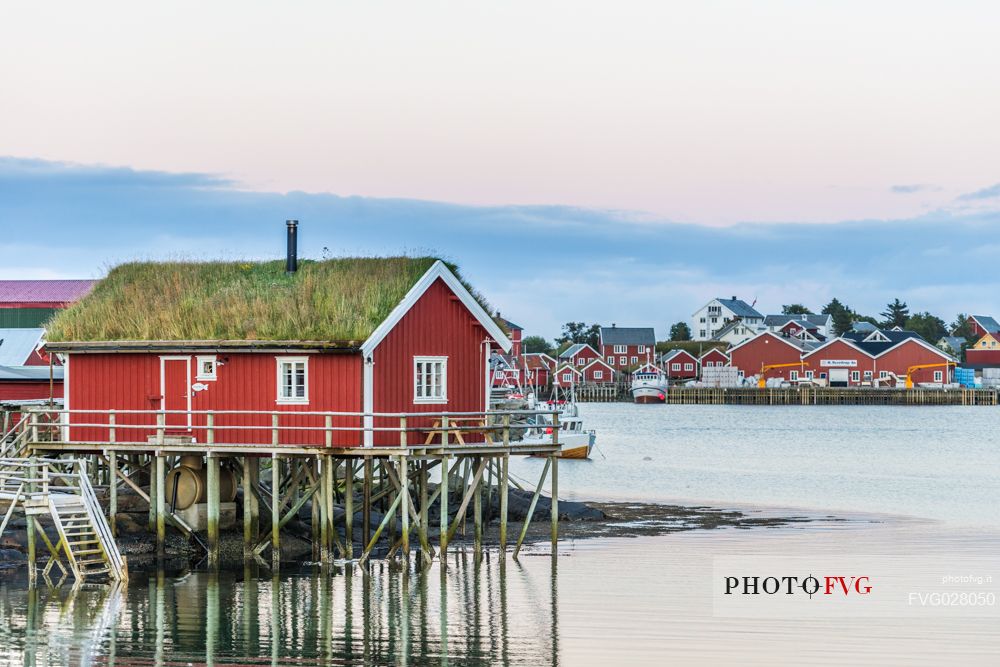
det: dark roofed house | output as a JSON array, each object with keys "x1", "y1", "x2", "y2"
[
  {"x1": 599, "y1": 325, "x2": 656, "y2": 376},
  {"x1": 45, "y1": 258, "x2": 510, "y2": 447},
  {"x1": 968, "y1": 315, "x2": 1000, "y2": 339},
  {"x1": 0, "y1": 279, "x2": 96, "y2": 328}
]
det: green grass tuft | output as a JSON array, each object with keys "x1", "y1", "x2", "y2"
[{"x1": 46, "y1": 257, "x2": 483, "y2": 342}]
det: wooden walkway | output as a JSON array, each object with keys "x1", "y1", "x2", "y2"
[
  {"x1": 0, "y1": 457, "x2": 126, "y2": 582},
  {"x1": 4, "y1": 406, "x2": 564, "y2": 569}
]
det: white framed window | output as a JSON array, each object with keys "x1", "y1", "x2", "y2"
[
  {"x1": 699, "y1": 330, "x2": 706, "y2": 338},
  {"x1": 671, "y1": 363, "x2": 681, "y2": 371},
  {"x1": 684, "y1": 363, "x2": 693, "y2": 371},
  {"x1": 577, "y1": 357, "x2": 586, "y2": 366},
  {"x1": 414, "y1": 356, "x2": 448, "y2": 403},
  {"x1": 864, "y1": 371, "x2": 873, "y2": 381},
  {"x1": 613, "y1": 344, "x2": 627, "y2": 354},
  {"x1": 638, "y1": 345, "x2": 647, "y2": 354},
  {"x1": 608, "y1": 357, "x2": 616, "y2": 365},
  {"x1": 631, "y1": 356, "x2": 638, "y2": 364},
  {"x1": 196, "y1": 355, "x2": 217, "y2": 381},
  {"x1": 851, "y1": 370, "x2": 860, "y2": 383},
  {"x1": 805, "y1": 371, "x2": 814, "y2": 379},
  {"x1": 276, "y1": 356, "x2": 309, "y2": 404},
  {"x1": 593, "y1": 370, "x2": 604, "y2": 379},
  {"x1": 562, "y1": 373, "x2": 572, "y2": 383},
  {"x1": 619, "y1": 356, "x2": 626, "y2": 365},
  {"x1": 699, "y1": 317, "x2": 706, "y2": 323},
  {"x1": 879, "y1": 371, "x2": 889, "y2": 379},
  {"x1": 934, "y1": 370, "x2": 943, "y2": 382},
  {"x1": 790, "y1": 370, "x2": 799, "y2": 381}
]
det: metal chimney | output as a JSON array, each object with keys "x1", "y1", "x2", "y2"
[{"x1": 286, "y1": 220, "x2": 298, "y2": 273}]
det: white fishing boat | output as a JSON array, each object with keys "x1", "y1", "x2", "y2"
[
  {"x1": 630, "y1": 367, "x2": 668, "y2": 403},
  {"x1": 522, "y1": 397, "x2": 596, "y2": 459}
]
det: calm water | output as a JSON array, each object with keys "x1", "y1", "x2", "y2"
[{"x1": 2, "y1": 404, "x2": 999, "y2": 665}]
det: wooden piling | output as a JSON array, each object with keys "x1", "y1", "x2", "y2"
[
  {"x1": 400, "y1": 456, "x2": 410, "y2": 559},
  {"x1": 243, "y1": 456, "x2": 259, "y2": 559},
  {"x1": 155, "y1": 454, "x2": 166, "y2": 557},
  {"x1": 439, "y1": 455, "x2": 449, "y2": 562},
  {"x1": 363, "y1": 459, "x2": 373, "y2": 549},
  {"x1": 109, "y1": 451, "x2": 118, "y2": 537},
  {"x1": 499, "y1": 453, "x2": 509, "y2": 554},
  {"x1": 473, "y1": 456, "x2": 483, "y2": 555},
  {"x1": 271, "y1": 455, "x2": 280, "y2": 567},
  {"x1": 319, "y1": 458, "x2": 330, "y2": 561},
  {"x1": 344, "y1": 459, "x2": 354, "y2": 559},
  {"x1": 207, "y1": 455, "x2": 220, "y2": 566},
  {"x1": 550, "y1": 454, "x2": 559, "y2": 550}
]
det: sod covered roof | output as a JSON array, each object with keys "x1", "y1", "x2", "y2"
[{"x1": 46, "y1": 257, "x2": 484, "y2": 344}]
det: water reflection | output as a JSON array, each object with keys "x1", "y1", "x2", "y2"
[{"x1": 0, "y1": 552, "x2": 560, "y2": 666}]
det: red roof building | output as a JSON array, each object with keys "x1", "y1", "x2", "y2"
[
  {"x1": 581, "y1": 358, "x2": 616, "y2": 385},
  {"x1": 46, "y1": 259, "x2": 510, "y2": 447},
  {"x1": 699, "y1": 348, "x2": 730, "y2": 369}
]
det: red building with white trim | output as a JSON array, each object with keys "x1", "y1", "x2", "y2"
[
  {"x1": 47, "y1": 258, "x2": 510, "y2": 448},
  {"x1": 659, "y1": 349, "x2": 699, "y2": 380},
  {"x1": 581, "y1": 358, "x2": 616, "y2": 385}
]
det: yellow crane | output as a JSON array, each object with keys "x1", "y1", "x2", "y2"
[
  {"x1": 904, "y1": 361, "x2": 956, "y2": 389},
  {"x1": 758, "y1": 362, "x2": 809, "y2": 388}
]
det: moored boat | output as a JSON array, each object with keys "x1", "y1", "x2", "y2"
[
  {"x1": 524, "y1": 400, "x2": 596, "y2": 459},
  {"x1": 631, "y1": 369, "x2": 668, "y2": 403}
]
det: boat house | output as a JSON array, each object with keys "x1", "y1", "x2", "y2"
[{"x1": 45, "y1": 257, "x2": 511, "y2": 447}]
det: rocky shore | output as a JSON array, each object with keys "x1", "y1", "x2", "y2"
[{"x1": 0, "y1": 484, "x2": 851, "y2": 573}]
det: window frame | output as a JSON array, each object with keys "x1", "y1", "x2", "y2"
[
  {"x1": 413, "y1": 356, "x2": 448, "y2": 404},
  {"x1": 196, "y1": 355, "x2": 218, "y2": 381},
  {"x1": 593, "y1": 370, "x2": 604, "y2": 380},
  {"x1": 683, "y1": 363, "x2": 694, "y2": 371},
  {"x1": 790, "y1": 370, "x2": 799, "y2": 381},
  {"x1": 276, "y1": 356, "x2": 309, "y2": 405},
  {"x1": 613, "y1": 344, "x2": 627, "y2": 354},
  {"x1": 933, "y1": 370, "x2": 943, "y2": 382},
  {"x1": 671, "y1": 363, "x2": 681, "y2": 371},
  {"x1": 851, "y1": 370, "x2": 860, "y2": 383}
]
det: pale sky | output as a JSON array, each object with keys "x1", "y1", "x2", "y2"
[{"x1": 3, "y1": 1, "x2": 999, "y2": 225}]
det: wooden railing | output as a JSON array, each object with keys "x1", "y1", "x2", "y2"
[{"x1": 23, "y1": 408, "x2": 562, "y2": 449}]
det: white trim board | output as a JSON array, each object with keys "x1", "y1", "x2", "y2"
[
  {"x1": 360, "y1": 261, "x2": 511, "y2": 357},
  {"x1": 159, "y1": 355, "x2": 192, "y2": 429}
]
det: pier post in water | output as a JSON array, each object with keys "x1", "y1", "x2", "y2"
[
  {"x1": 243, "y1": 456, "x2": 259, "y2": 559},
  {"x1": 400, "y1": 456, "x2": 410, "y2": 559},
  {"x1": 271, "y1": 454, "x2": 281, "y2": 567},
  {"x1": 155, "y1": 454, "x2": 166, "y2": 558},
  {"x1": 207, "y1": 454, "x2": 220, "y2": 566},
  {"x1": 345, "y1": 459, "x2": 354, "y2": 558},
  {"x1": 500, "y1": 453, "x2": 509, "y2": 554},
  {"x1": 440, "y1": 455, "x2": 449, "y2": 562},
  {"x1": 109, "y1": 451, "x2": 118, "y2": 537},
  {"x1": 550, "y1": 454, "x2": 559, "y2": 550}
]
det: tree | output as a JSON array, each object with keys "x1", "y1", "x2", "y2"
[
  {"x1": 522, "y1": 335, "x2": 553, "y2": 355},
  {"x1": 669, "y1": 321, "x2": 692, "y2": 341},
  {"x1": 822, "y1": 298, "x2": 854, "y2": 336},
  {"x1": 903, "y1": 312, "x2": 946, "y2": 342},
  {"x1": 557, "y1": 322, "x2": 601, "y2": 349},
  {"x1": 781, "y1": 304, "x2": 813, "y2": 315},
  {"x1": 951, "y1": 313, "x2": 975, "y2": 341},
  {"x1": 880, "y1": 299, "x2": 910, "y2": 329}
]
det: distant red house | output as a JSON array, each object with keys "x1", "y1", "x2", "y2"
[
  {"x1": 967, "y1": 315, "x2": 1000, "y2": 340},
  {"x1": 558, "y1": 343, "x2": 602, "y2": 369},
  {"x1": 581, "y1": 358, "x2": 616, "y2": 384},
  {"x1": 46, "y1": 258, "x2": 510, "y2": 448},
  {"x1": 659, "y1": 349, "x2": 698, "y2": 380},
  {"x1": 699, "y1": 348, "x2": 730, "y2": 369},
  {"x1": 552, "y1": 364, "x2": 582, "y2": 388},
  {"x1": 599, "y1": 325, "x2": 655, "y2": 374},
  {"x1": 729, "y1": 332, "x2": 811, "y2": 382},
  {"x1": 0, "y1": 280, "x2": 95, "y2": 328},
  {"x1": 522, "y1": 353, "x2": 554, "y2": 388}
]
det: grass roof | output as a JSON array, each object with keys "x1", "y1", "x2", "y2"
[{"x1": 47, "y1": 257, "x2": 479, "y2": 343}]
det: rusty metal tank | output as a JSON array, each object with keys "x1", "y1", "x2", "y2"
[{"x1": 165, "y1": 455, "x2": 237, "y2": 510}]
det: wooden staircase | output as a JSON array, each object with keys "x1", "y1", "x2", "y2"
[{"x1": 1, "y1": 457, "x2": 126, "y2": 582}]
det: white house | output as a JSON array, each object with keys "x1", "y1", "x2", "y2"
[
  {"x1": 691, "y1": 297, "x2": 764, "y2": 340},
  {"x1": 710, "y1": 319, "x2": 760, "y2": 347}
]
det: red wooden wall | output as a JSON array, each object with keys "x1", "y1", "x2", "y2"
[
  {"x1": 67, "y1": 352, "x2": 362, "y2": 446},
  {"x1": 730, "y1": 334, "x2": 804, "y2": 380},
  {"x1": 371, "y1": 277, "x2": 490, "y2": 446},
  {"x1": 0, "y1": 381, "x2": 62, "y2": 402}
]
